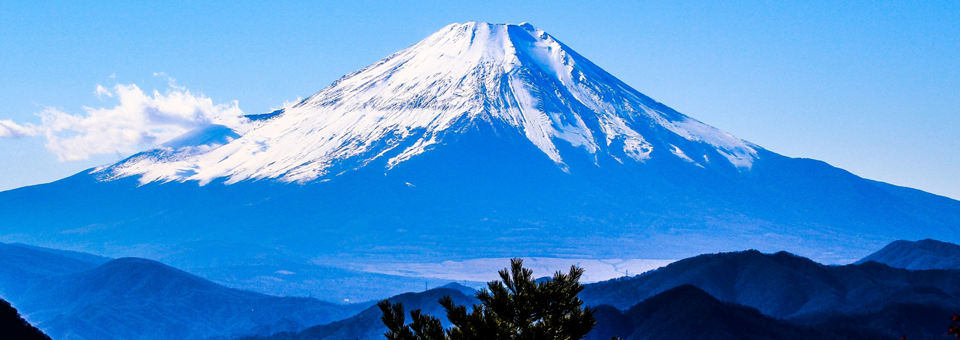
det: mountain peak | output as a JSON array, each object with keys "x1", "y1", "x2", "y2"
[{"x1": 96, "y1": 22, "x2": 760, "y2": 185}]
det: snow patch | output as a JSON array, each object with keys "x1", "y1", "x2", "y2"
[{"x1": 669, "y1": 144, "x2": 700, "y2": 167}]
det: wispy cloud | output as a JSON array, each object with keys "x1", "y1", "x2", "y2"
[
  {"x1": 152, "y1": 72, "x2": 185, "y2": 90},
  {"x1": 2, "y1": 77, "x2": 244, "y2": 161},
  {"x1": 94, "y1": 84, "x2": 113, "y2": 98},
  {"x1": 0, "y1": 120, "x2": 41, "y2": 138}
]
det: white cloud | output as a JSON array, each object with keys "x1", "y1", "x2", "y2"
[
  {"x1": 26, "y1": 82, "x2": 244, "y2": 161},
  {"x1": 95, "y1": 84, "x2": 113, "y2": 98},
  {"x1": 0, "y1": 120, "x2": 41, "y2": 138}
]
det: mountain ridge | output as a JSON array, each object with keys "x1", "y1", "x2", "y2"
[
  {"x1": 0, "y1": 248, "x2": 368, "y2": 340},
  {"x1": 589, "y1": 284, "x2": 862, "y2": 340},
  {"x1": 580, "y1": 249, "x2": 960, "y2": 318},
  {"x1": 858, "y1": 239, "x2": 960, "y2": 270}
]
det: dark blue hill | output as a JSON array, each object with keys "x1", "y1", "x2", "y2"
[
  {"x1": 587, "y1": 285, "x2": 873, "y2": 340},
  {"x1": 12, "y1": 257, "x2": 366, "y2": 340},
  {"x1": 790, "y1": 302, "x2": 958, "y2": 340},
  {"x1": 858, "y1": 239, "x2": 960, "y2": 270},
  {"x1": 0, "y1": 242, "x2": 106, "y2": 300},
  {"x1": 581, "y1": 250, "x2": 960, "y2": 319}
]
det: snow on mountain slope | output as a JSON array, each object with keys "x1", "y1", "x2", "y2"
[{"x1": 96, "y1": 22, "x2": 758, "y2": 185}]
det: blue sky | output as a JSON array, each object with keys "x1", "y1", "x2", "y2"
[{"x1": 1, "y1": 0, "x2": 958, "y2": 199}]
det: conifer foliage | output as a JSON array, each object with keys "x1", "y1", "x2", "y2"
[{"x1": 379, "y1": 258, "x2": 596, "y2": 340}]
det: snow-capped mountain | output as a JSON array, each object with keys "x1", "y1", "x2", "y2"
[
  {"x1": 96, "y1": 22, "x2": 756, "y2": 185},
  {"x1": 2, "y1": 22, "x2": 959, "y2": 288}
]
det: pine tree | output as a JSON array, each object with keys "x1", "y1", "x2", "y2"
[{"x1": 379, "y1": 258, "x2": 597, "y2": 340}]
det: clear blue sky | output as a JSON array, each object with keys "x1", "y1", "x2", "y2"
[{"x1": 1, "y1": 0, "x2": 958, "y2": 199}]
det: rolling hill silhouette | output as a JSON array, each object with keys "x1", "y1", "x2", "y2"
[
  {"x1": 858, "y1": 239, "x2": 960, "y2": 270},
  {"x1": 581, "y1": 250, "x2": 960, "y2": 319},
  {"x1": 0, "y1": 244, "x2": 367, "y2": 340}
]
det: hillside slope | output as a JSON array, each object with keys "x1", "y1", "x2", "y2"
[
  {"x1": 588, "y1": 285, "x2": 873, "y2": 340},
  {"x1": 7, "y1": 255, "x2": 366, "y2": 340},
  {"x1": 0, "y1": 242, "x2": 107, "y2": 301},
  {"x1": 581, "y1": 250, "x2": 960, "y2": 319},
  {"x1": 858, "y1": 239, "x2": 960, "y2": 270}
]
